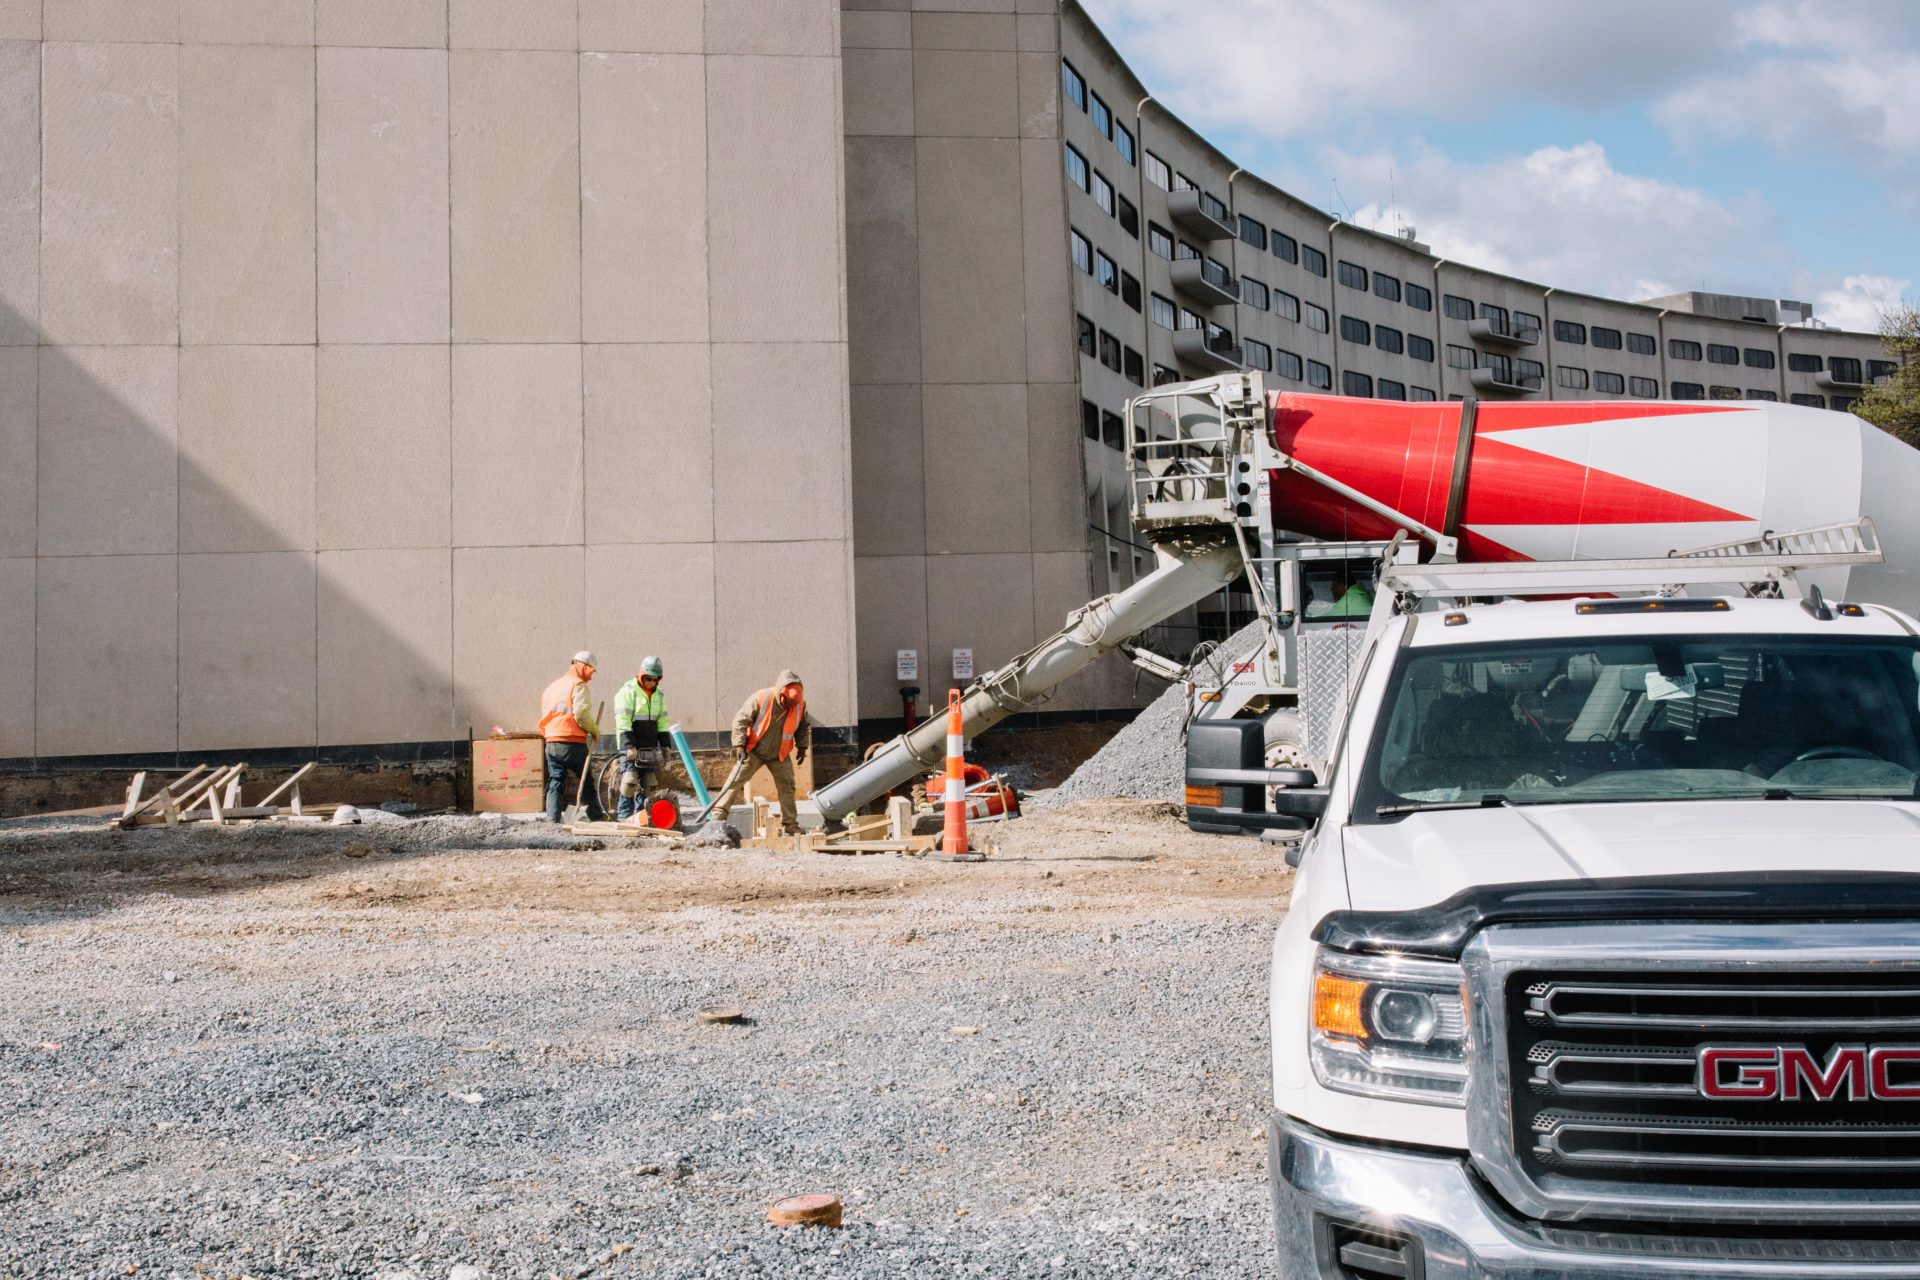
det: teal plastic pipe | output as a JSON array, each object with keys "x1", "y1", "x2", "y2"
[{"x1": 669, "y1": 723, "x2": 711, "y2": 810}]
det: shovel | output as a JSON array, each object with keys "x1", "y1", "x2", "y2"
[
  {"x1": 694, "y1": 753, "x2": 752, "y2": 827},
  {"x1": 561, "y1": 701, "x2": 606, "y2": 824}
]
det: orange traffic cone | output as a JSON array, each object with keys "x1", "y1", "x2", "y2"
[{"x1": 939, "y1": 689, "x2": 984, "y2": 862}]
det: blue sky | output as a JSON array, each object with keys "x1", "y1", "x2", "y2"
[{"x1": 1084, "y1": 0, "x2": 1917, "y2": 331}]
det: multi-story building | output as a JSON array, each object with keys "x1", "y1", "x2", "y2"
[{"x1": 0, "y1": 0, "x2": 1892, "y2": 766}]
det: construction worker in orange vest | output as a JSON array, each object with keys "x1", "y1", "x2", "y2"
[
  {"x1": 710, "y1": 669, "x2": 813, "y2": 834},
  {"x1": 539, "y1": 650, "x2": 604, "y2": 823}
]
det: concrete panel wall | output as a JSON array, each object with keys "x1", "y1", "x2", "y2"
[{"x1": 10, "y1": 4, "x2": 858, "y2": 763}]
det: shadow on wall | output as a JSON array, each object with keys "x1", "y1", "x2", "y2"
[{"x1": 2, "y1": 293, "x2": 470, "y2": 771}]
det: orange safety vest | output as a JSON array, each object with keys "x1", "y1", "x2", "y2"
[
  {"x1": 539, "y1": 673, "x2": 588, "y2": 743},
  {"x1": 743, "y1": 688, "x2": 804, "y2": 761}
]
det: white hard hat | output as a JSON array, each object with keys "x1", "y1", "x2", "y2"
[{"x1": 573, "y1": 649, "x2": 598, "y2": 668}]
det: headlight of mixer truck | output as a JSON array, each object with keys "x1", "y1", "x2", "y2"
[{"x1": 1309, "y1": 948, "x2": 1469, "y2": 1106}]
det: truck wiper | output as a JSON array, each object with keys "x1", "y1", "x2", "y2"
[{"x1": 1375, "y1": 794, "x2": 1511, "y2": 818}]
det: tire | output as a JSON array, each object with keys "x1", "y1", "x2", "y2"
[{"x1": 1261, "y1": 710, "x2": 1316, "y2": 812}]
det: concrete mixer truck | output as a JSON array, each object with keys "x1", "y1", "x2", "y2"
[{"x1": 813, "y1": 370, "x2": 1920, "y2": 835}]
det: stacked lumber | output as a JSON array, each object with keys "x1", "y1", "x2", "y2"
[
  {"x1": 115, "y1": 763, "x2": 337, "y2": 829},
  {"x1": 562, "y1": 820, "x2": 680, "y2": 839},
  {"x1": 740, "y1": 796, "x2": 940, "y2": 855}
]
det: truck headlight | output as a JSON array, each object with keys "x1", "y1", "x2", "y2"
[{"x1": 1309, "y1": 948, "x2": 1468, "y2": 1106}]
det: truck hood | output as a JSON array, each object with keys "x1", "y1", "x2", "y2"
[{"x1": 1341, "y1": 800, "x2": 1920, "y2": 913}]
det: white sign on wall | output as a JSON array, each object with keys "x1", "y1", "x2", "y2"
[
  {"x1": 896, "y1": 649, "x2": 918, "y2": 681},
  {"x1": 952, "y1": 648, "x2": 974, "y2": 680}
]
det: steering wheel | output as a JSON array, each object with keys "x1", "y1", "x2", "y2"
[{"x1": 1791, "y1": 745, "x2": 1884, "y2": 763}]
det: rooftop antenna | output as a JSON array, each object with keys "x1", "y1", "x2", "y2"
[
  {"x1": 1389, "y1": 166, "x2": 1398, "y2": 235},
  {"x1": 1330, "y1": 177, "x2": 1356, "y2": 224}
]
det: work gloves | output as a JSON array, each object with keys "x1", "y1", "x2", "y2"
[{"x1": 794, "y1": 750, "x2": 807, "y2": 767}]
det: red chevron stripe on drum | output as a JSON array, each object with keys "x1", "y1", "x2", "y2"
[
  {"x1": 1473, "y1": 401, "x2": 1751, "y2": 432},
  {"x1": 1459, "y1": 435, "x2": 1751, "y2": 526}
]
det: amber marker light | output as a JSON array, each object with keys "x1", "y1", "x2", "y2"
[
  {"x1": 1312, "y1": 972, "x2": 1369, "y2": 1041},
  {"x1": 1184, "y1": 785, "x2": 1223, "y2": 808}
]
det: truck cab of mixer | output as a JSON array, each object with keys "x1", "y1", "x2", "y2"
[{"x1": 1264, "y1": 538, "x2": 1920, "y2": 1278}]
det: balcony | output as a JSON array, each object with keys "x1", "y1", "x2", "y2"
[
  {"x1": 1470, "y1": 366, "x2": 1542, "y2": 395},
  {"x1": 1166, "y1": 188, "x2": 1235, "y2": 241},
  {"x1": 1816, "y1": 369, "x2": 1866, "y2": 391},
  {"x1": 1170, "y1": 257, "x2": 1240, "y2": 308},
  {"x1": 1173, "y1": 327, "x2": 1245, "y2": 372},
  {"x1": 1468, "y1": 317, "x2": 1540, "y2": 348}
]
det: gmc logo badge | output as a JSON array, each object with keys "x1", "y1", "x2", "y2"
[{"x1": 1698, "y1": 1045, "x2": 1920, "y2": 1102}]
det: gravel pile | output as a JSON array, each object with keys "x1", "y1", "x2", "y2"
[
  {"x1": 1039, "y1": 622, "x2": 1267, "y2": 808},
  {"x1": 0, "y1": 804, "x2": 1288, "y2": 1279}
]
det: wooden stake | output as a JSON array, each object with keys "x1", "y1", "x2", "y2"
[{"x1": 255, "y1": 762, "x2": 314, "y2": 810}]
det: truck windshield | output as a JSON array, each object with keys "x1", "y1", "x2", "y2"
[{"x1": 1359, "y1": 634, "x2": 1920, "y2": 819}]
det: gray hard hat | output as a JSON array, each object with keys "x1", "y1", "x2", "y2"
[
  {"x1": 641, "y1": 655, "x2": 664, "y2": 678},
  {"x1": 573, "y1": 649, "x2": 599, "y2": 668}
]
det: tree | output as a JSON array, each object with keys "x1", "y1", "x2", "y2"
[{"x1": 1854, "y1": 304, "x2": 1920, "y2": 446}]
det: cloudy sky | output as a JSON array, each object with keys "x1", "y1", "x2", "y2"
[{"x1": 1085, "y1": 0, "x2": 1916, "y2": 331}]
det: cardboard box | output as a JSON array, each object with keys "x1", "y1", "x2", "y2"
[{"x1": 472, "y1": 734, "x2": 544, "y2": 814}]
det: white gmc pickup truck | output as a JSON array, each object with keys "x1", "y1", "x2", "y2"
[{"x1": 1265, "y1": 566, "x2": 1920, "y2": 1277}]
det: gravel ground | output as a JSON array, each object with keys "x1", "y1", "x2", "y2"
[
  {"x1": 0, "y1": 801, "x2": 1292, "y2": 1279},
  {"x1": 1041, "y1": 623, "x2": 1267, "y2": 809}
]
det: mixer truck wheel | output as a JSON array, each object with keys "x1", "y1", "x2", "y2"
[{"x1": 1261, "y1": 711, "x2": 1316, "y2": 811}]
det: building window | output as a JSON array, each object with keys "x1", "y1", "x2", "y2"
[
  {"x1": 1669, "y1": 338, "x2": 1703, "y2": 361},
  {"x1": 1553, "y1": 319, "x2": 1587, "y2": 344},
  {"x1": 1177, "y1": 306, "x2": 1204, "y2": 331},
  {"x1": 1374, "y1": 273, "x2": 1401, "y2": 303},
  {"x1": 1175, "y1": 239, "x2": 1201, "y2": 262},
  {"x1": 1746, "y1": 388, "x2": 1778, "y2": 401},
  {"x1": 1089, "y1": 91, "x2": 1111, "y2": 139},
  {"x1": 1626, "y1": 332, "x2": 1657, "y2": 356},
  {"x1": 1301, "y1": 245, "x2": 1327, "y2": 277},
  {"x1": 1833, "y1": 395, "x2": 1855, "y2": 413},
  {"x1": 1741, "y1": 347, "x2": 1776, "y2": 370},
  {"x1": 1378, "y1": 378, "x2": 1406, "y2": 400},
  {"x1": 1172, "y1": 170, "x2": 1195, "y2": 192},
  {"x1": 1274, "y1": 349, "x2": 1303, "y2": 381},
  {"x1": 1102, "y1": 410, "x2": 1124, "y2": 450},
  {"x1": 1304, "y1": 302, "x2": 1329, "y2": 333},
  {"x1": 1149, "y1": 293, "x2": 1176, "y2": 330},
  {"x1": 1120, "y1": 271, "x2": 1141, "y2": 312},
  {"x1": 1243, "y1": 337, "x2": 1272, "y2": 371},
  {"x1": 1272, "y1": 231, "x2": 1298, "y2": 265},
  {"x1": 1240, "y1": 276, "x2": 1269, "y2": 310},
  {"x1": 1274, "y1": 290, "x2": 1300, "y2": 322},
  {"x1": 1099, "y1": 330, "x2": 1121, "y2": 372},
  {"x1": 1198, "y1": 192, "x2": 1231, "y2": 225},
  {"x1": 1791, "y1": 392, "x2": 1826, "y2": 408},
  {"x1": 1064, "y1": 143, "x2": 1088, "y2": 192},
  {"x1": 1870, "y1": 360, "x2": 1898, "y2": 381},
  {"x1": 1091, "y1": 170, "x2": 1114, "y2": 216},
  {"x1": 1238, "y1": 215, "x2": 1267, "y2": 251},
  {"x1": 1146, "y1": 222, "x2": 1173, "y2": 259},
  {"x1": 1405, "y1": 283, "x2": 1432, "y2": 311},
  {"x1": 1307, "y1": 359, "x2": 1332, "y2": 389},
  {"x1": 1081, "y1": 399, "x2": 1099, "y2": 440},
  {"x1": 1708, "y1": 384, "x2": 1742, "y2": 400},
  {"x1": 1555, "y1": 365, "x2": 1589, "y2": 390},
  {"x1": 1515, "y1": 311, "x2": 1542, "y2": 339},
  {"x1": 1786, "y1": 352, "x2": 1823, "y2": 373},
  {"x1": 1442, "y1": 294, "x2": 1474, "y2": 321},
  {"x1": 1061, "y1": 59, "x2": 1086, "y2": 111},
  {"x1": 1483, "y1": 351, "x2": 1513, "y2": 381},
  {"x1": 1594, "y1": 370, "x2": 1625, "y2": 394},
  {"x1": 1114, "y1": 122, "x2": 1135, "y2": 165},
  {"x1": 1410, "y1": 385, "x2": 1437, "y2": 401},
  {"x1": 1116, "y1": 193, "x2": 1138, "y2": 238},
  {"x1": 1374, "y1": 324, "x2": 1403, "y2": 355},
  {"x1": 1095, "y1": 249, "x2": 1118, "y2": 293},
  {"x1": 1076, "y1": 314, "x2": 1095, "y2": 354},
  {"x1": 1670, "y1": 381, "x2": 1705, "y2": 399},
  {"x1": 1070, "y1": 228, "x2": 1091, "y2": 273},
  {"x1": 1123, "y1": 346, "x2": 1144, "y2": 386},
  {"x1": 1336, "y1": 260, "x2": 1368, "y2": 290},
  {"x1": 1591, "y1": 326, "x2": 1622, "y2": 350},
  {"x1": 1343, "y1": 370, "x2": 1374, "y2": 397},
  {"x1": 1153, "y1": 364, "x2": 1179, "y2": 386},
  {"x1": 1830, "y1": 357, "x2": 1864, "y2": 383},
  {"x1": 1407, "y1": 334, "x2": 1434, "y2": 362},
  {"x1": 1480, "y1": 302, "x2": 1510, "y2": 332},
  {"x1": 1518, "y1": 357, "x2": 1544, "y2": 385},
  {"x1": 1446, "y1": 344, "x2": 1475, "y2": 370},
  {"x1": 1339, "y1": 315, "x2": 1371, "y2": 345},
  {"x1": 1629, "y1": 375, "x2": 1659, "y2": 398},
  {"x1": 1143, "y1": 150, "x2": 1170, "y2": 191},
  {"x1": 1706, "y1": 343, "x2": 1738, "y2": 365}
]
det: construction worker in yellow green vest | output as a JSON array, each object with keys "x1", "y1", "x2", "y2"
[{"x1": 613, "y1": 655, "x2": 669, "y2": 821}]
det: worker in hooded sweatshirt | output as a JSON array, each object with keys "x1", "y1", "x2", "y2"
[
  {"x1": 539, "y1": 650, "x2": 604, "y2": 823},
  {"x1": 710, "y1": 670, "x2": 813, "y2": 835},
  {"x1": 612, "y1": 655, "x2": 670, "y2": 822}
]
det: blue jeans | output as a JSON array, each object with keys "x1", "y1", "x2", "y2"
[
  {"x1": 543, "y1": 741, "x2": 600, "y2": 822},
  {"x1": 615, "y1": 760, "x2": 658, "y2": 822}
]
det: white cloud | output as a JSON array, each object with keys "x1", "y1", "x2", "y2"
[
  {"x1": 1814, "y1": 275, "x2": 1910, "y2": 333},
  {"x1": 1326, "y1": 140, "x2": 1770, "y2": 304}
]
